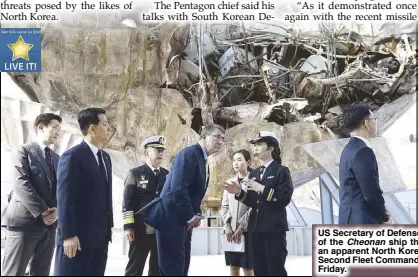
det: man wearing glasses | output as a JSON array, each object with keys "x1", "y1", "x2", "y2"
[
  {"x1": 139, "y1": 124, "x2": 226, "y2": 275},
  {"x1": 339, "y1": 104, "x2": 390, "y2": 224}
]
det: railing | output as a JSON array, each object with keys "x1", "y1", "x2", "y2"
[
  {"x1": 399, "y1": 201, "x2": 417, "y2": 218},
  {"x1": 117, "y1": 219, "x2": 313, "y2": 257}
]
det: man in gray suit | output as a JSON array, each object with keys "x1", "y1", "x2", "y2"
[{"x1": 1, "y1": 113, "x2": 62, "y2": 276}]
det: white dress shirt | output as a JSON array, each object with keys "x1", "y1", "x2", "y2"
[
  {"x1": 260, "y1": 159, "x2": 274, "y2": 180},
  {"x1": 36, "y1": 139, "x2": 50, "y2": 157},
  {"x1": 353, "y1": 136, "x2": 372, "y2": 148},
  {"x1": 84, "y1": 140, "x2": 108, "y2": 177},
  {"x1": 146, "y1": 162, "x2": 160, "y2": 174}
]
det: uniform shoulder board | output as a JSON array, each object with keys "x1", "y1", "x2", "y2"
[
  {"x1": 130, "y1": 166, "x2": 140, "y2": 175},
  {"x1": 129, "y1": 166, "x2": 145, "y2": 181},
  {"x1": 138, "y1": 164, "x2": 147, "y2": 170}
]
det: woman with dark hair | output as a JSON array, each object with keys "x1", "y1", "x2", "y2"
[
  {"x1": 220, "y1": 149, "x2": 254, "y2": 276},
  {"x1": 225, "y1": 131, "x2": 294, "y2": 276}
]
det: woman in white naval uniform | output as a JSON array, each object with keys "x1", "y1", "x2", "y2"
[{"x1": 221, "y1": 149, "x2": 254, "y2": 276}]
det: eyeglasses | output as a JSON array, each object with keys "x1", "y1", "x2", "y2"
[
  {"x1": 210, "y1": 134, "x2": 226, "y2": 142},
  {"x1": 149, "y1": 147, "x2": 165, "y2": 153},
  {"x1": 367, "y1": 117, "x2": 378, "y2": 121}
]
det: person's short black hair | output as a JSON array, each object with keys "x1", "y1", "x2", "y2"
[
  {"x1": 341, "y1": 104, "x2": 372, "y2": 132},
  {"x1": 34, "y1": 113, "x2": 62, "y2": 128},
  {"x1": 78, "y1": 107, "x2": 106, "y2": 136}
]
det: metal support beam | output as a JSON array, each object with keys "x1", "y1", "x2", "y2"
[
  {"x1": 320, "y1": 172, "x2": 340, "y2": 205},
  {"x1": 319, "y1": 171, "x2": 414, "y2": 224},
  {"x1": 122, "y1": 231, "x2": 128, "y2": 255},
  {"x1": 288, "y1": 200, "x2": 307, "y2": 227},
  {"x1": 384, "y1": 194, "x2": 415, "y2": 224},
  {"x1": 319, "y1": 176, "x2": 335, "y2": 224}
]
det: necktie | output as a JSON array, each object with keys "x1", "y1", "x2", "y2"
[
  {"x1": 44, "y1": 147, "x2": 53, "y2": 174},
  {"x1": 154, "y1": 169, "x2": 160, "y2": 177},
  {"x1": 44, "y1": 147, "x2": 55, "y2": 193},
  {"x1": 97, "y1": 150, "x2": 108, "y2": 182},
  {"x1": 154, "y1": 169, "x2": 161, "y2": 195},
  {"x1": 205, "y1": 161, "x2": 210, "y2": 189},
  {"x1": 260, "y1": 166, "x2": 266, "y2": 179},
  {"x1": 98, "y1": 150, "x2": 111, "y2": 237}
]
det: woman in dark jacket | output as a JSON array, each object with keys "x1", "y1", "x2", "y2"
[{"x1": 225, "y1": 131, "x2": 294, "y2": 276}]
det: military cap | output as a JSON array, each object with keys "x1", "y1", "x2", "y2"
[
  {"x1": 249, "y1": 131, "x2": 279, "y2": 146},
  {"x1": 141, "y1": 135, "x2": 166, "y2": 149}
]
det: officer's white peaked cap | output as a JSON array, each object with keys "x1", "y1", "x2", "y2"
[
  {"x1": 249, "y1": 131, "x2": 279, "y2": 146},
  {"x1": 141, "y1": 136, "x2": 167, "y2": 149}
]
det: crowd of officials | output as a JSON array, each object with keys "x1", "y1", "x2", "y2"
[{"x1": 1, "y1": 103, "x2": 391, "y2": 276}]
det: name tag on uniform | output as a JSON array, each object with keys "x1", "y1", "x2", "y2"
[
  {"x1": 267, "y1": 176, "x2": 274, "y2": 179},
  {"x1": 139, "y1": 180, "x2": 148, "y2": 184}
]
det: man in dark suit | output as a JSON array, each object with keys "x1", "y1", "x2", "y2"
[
  {"x1": 123, "y1": 136, "x2": 169, "y2": 276},
  {"x1": 339, "y1": 104, "x2": 390, "y2": 224},
  {"x1": 141, "y1": 124, "x2": 226, "y2": 276},
  {"x1": 183, "y1": 229, "x2": 193, "y2": 276},
  {"x1": 2, "y1": 113, "x2": 62, "y2": 276},
  {"x1": 54, "y1": 107, "x2": 113, "y2": 276}
]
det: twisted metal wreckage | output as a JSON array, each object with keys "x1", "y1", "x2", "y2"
[
  {"x1": 1, "y1": 18, "x2": 416, "y2": 209},
  {"x1": 160, "y1": 21, "x2": 416, "y2": 137}
]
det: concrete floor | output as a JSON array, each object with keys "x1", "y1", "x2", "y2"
[
  {"x1": 105, "y1": 253, "x2": 313, "y2": 276},
  {"x1": 1, "y1": 245, "x2": 313, "y2": 276}
]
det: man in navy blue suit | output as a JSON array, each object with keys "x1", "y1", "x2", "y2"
[
  {"x1": 141, "y1": 124, "x2": 226, "y2": 276},
  {"x1": 339, "y1": 104, "x2": 390, "y2": 224},
  {"x1": 54, "y1": 107, "x2": 114, "y2": 276}
]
